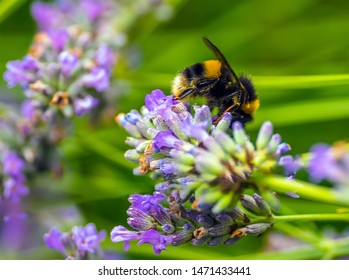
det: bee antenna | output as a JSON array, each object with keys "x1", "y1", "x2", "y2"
[{"x1": 202, "y1": 37, "x2": 245, "y2": 92}]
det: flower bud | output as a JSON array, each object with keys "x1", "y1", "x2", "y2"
[
  {"x1": 240, "y1": 194, "x2": 263, "y2": 216},
  {"x1": 196, "y1": 214, "x2": 215, "y2": 228},
  {"x1": 127, "y1": 217, "x2": 154, "y2": 231},
  {"x1": 193, "y1": 105, "x2": 212, "y2": 129},
  {"x1": 224, "y1": 236, "x2": 241, "y2": 246},
  {"x1": 215, "y1": 213, "x2": 235, "y2": 225},
  {"x1": 207, "y1": 234, "x2": 230, "y2": 246},
  {"x1": 214, "y1": 112, "x2": 232, "y2": 132},
  {"x1": 191, "y1": 235, "x2": 210, "y2": 246},
  {"x1": 253, "y1": 193, "x2": 272, "y2": 217},
  {"x1": 208, "y1": 224, "x2": 231, "y2": 237},
  {"x1": 232, "y1": 122, "x2": 247, "y2": 145},
  {"x1": 171, "y1": 230, "x2": 193, "y2": 246},
  {"x1": 229, "y1": 206, "x2": 250, "y2": 222},
  {"x1": 256, "y1": 121, "x2": 273, "y2": 150},
  {"x1": 162, "y1": 224, "x2": 175, "y2": 234},
  {"x1": 232, "y1": 223, "x2": 272, "y2": 238},
  {"x1": 267, "y1": 134, "x2": 281, "y2": 153},
  {"x1": 124, "y1": 149, "x2": 140, "y2": 162}
]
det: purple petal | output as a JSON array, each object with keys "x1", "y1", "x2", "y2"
[
  {"x1": 80, "y1": 0, "x2": 110, "y2": 21},
  {"x1": 128, "y1": 192, "x2": 166, "y2": 212},
  {"x1": 4, "y1": 55, "x2": 39, "y2": 88},
  {"x1": 21, "y1": 100, "x2": 37, "y2": 120},
  {"x1": 110, "y1": 226, "x2": 141, "y2": 252},
  {"x1": 84, "y1": 67, "x2": 110, "y2": 92},
  {"x1": 58, "y1": 51, "x2": 79, "y2": 77},
  {"x1": 3, "y1": 178, "x2": 29, "y2": 201},
  {"x1": 152, "y1": 130, "x2": 178, "y2": 150},
  {"x1": 48, "y1": 29, "x2": 70, "y2": 52},
  {"x1": 308, "y1": 144, "x2": 343, "y2": 183},
  {"x1": 31, "y1": 2, "x2": 63, "y2": 31},
  {"x1": 138, "y1": 229, "x2": 172, "y2": 255},
  {"x1": 71, "y1": 223, "x2": 105, "y2": 254},
  {"x1": 2, "y1": 152, "x2": 25, "y2": 178},
  {"x1": 279, "y1": 155, "x2": 301, "y2": 176},
  {"x1": 74, "y1": 95, "x2": 99, "y2": 116},
  {"x1": 94, "y1": 44, "x2": 116, "y2": 71},
  {"x1": 43, "y1": 227, "x2": 65, "y2": 254},
  {"x1": 145, "y1": 89, "x2": 167, "y2": 111}
]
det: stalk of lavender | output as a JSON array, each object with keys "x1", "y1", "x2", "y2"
[
  {"x1": 110, "y1": 190, "x2": 349, "y2": 255},
  {"x1": 111, "y1": 89, "x2": 349, "y2": 255},
  {"x1": 111, "y1": 90, "x2": 287, "y2": 253},
  {"x1": 117, "y1": 89, "x2": 349, "y2": 210},
  {"x1": 111, "y1": 191, "x2": 274, "y2": 254},
  {"x1": 44, "y1": 223, "x2": 106, "y2": 260},
  {"x1": 116, "y1": 89, "x2": 292, "y2": 213},
  {"x1": 0, "y1": 1, "x2": 120, "y2": 248}
]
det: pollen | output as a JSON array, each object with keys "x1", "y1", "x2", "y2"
[
  {"x1": 50, "y1": 92, "x2": 70, "y2": 109},
  {"x1": 203, "y1": 60, "x2": 221, "y2": 78},
  {"x1": 242, "y1": 99, "x2": 260, "y2": 114}
]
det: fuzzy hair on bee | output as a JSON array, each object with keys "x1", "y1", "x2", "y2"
[{"x1": 172, "y1": 37, "x2": 259, "y2": 124}]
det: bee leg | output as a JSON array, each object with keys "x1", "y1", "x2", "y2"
[{"x1": 213, "y1": 104, "x2": 239, "y2": 124}]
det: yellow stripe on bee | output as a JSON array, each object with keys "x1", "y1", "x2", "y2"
[
  {"x1": 171, "y1": 73, "x2": 187, "y2": 98},
  {"x1": 203, "y1": 60, "x2": 221, "y2": 78},
  {"x1": 242, "y1": 99, "x2": 260, "y2": 114}
]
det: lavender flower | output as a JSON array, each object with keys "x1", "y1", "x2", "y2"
[
  {"x1": 0, "y1": 149, "x2": 29, "y2": 242},
  {"x1": 1, "y1": 152, "x2": 29, "y2": 204},
  {"x1": 83, "y1": 67, "x2": 110, "y2": 92},
  {"x1": 31, "y1": 0, "x2": 114, "y2": 31},
  {"x1": 117, "y1": 90, "x2": 292, "y2": 213},
  {"x1": 72, "y1": 223, "x2": 106, "y2": 254},
  {"x1": 1, "y1": 0, "x2": 177, "y2": 258},
  {"x1": 74, "y1": 95, "x2": 99, "y2": 116},
  {"x1": 3, "y1": 178, "x2": 29, "y2": 202},
  {"x1": 3, "y1": 30, "x2": 116, "y2": 118},
  {"x1": 44, "y1": 227, "x2": 65, "y2": 254},
  {"x1": 3, "y1": 0, "x2": 121, "y2": 120},
  {"x1": 58, "y1": 51, "x2": 80, "y2": 77},
  {"x1": 2, "y1": 152, "x2": 25, "y2": 178},
  {"x1": 44, "y1": 223, "x2": 106, "y2": 259},
  {"x1": 278, "y1": 155, "x2": 302, "y2": 178},
  {"x1": 308, "y1": 143, "x2": 349, "y2": 189},
  {"x1": 111, "y1": 226, "x2": 172, "y2": 255},
  {"x1": 110, "y1": 192, "x2": 272, "y2": 255},
  {"x1": 3, "y1": 55, "x2": 39, "y2": 88}
]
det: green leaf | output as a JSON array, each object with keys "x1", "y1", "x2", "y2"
[{"x1": 0, "y1": 0, "x2": 26, "y2": 24}]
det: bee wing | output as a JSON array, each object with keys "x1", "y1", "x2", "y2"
[{"x1": 203, "y1": 37, "x2": 244, "y2": 91}]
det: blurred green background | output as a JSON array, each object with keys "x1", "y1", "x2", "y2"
[{"x1": 1, "y1": 0, "x2": 349, "y2": 259}]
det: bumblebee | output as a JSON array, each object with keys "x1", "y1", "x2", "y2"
[{"x1": 172, "y1": 37, "x2": 259, "y2": 124}]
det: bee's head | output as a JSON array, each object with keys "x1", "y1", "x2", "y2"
[{"x1": 172, "y1": 60, "x2": 222, "y2": 100}]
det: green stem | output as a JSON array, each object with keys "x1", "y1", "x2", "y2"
[
  {"x1": 272, "y1": 223, "x2": 322, "y2": 245},
  {"x1": 231, "y1": 238, "x2": 349, "y2": 260},
  {"x1": 251, "y1": 213, "x2": 349, "y2": 224},
  {"x1": 273, "y1": 213, "x2": 349, "y2": 223},
  {"x1": 254, "y1": 174, "x2": 349, "y2": 208},
  {"x1": 250, "y1": 213, "x2": 349, "y2": 247}
]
